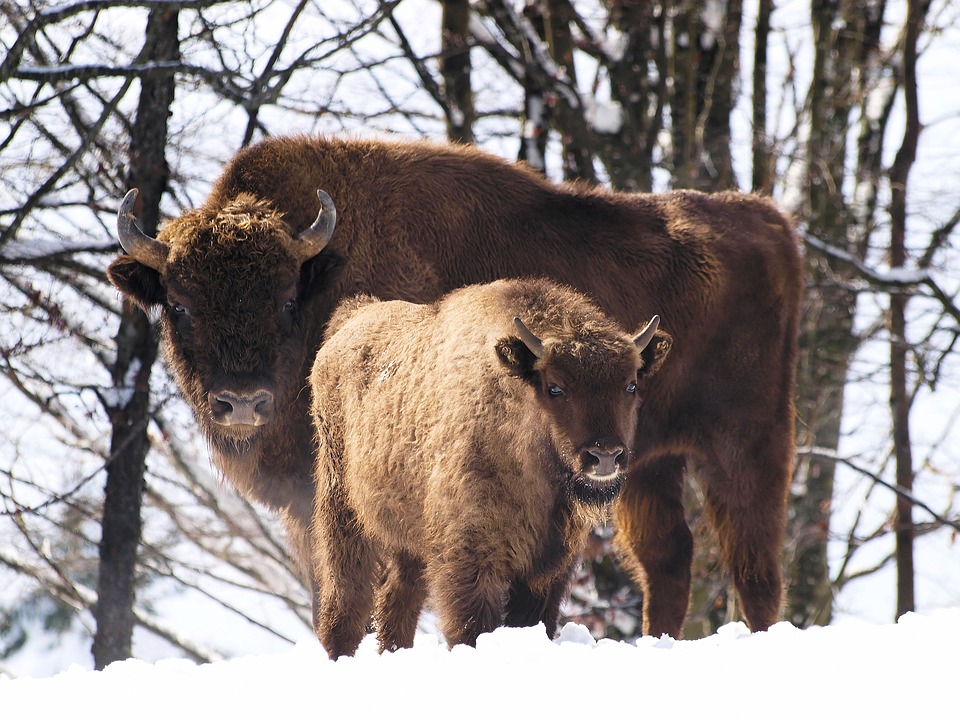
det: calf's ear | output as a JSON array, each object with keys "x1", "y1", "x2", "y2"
[
  {"x1": 638, "y1": 330, "x2": 673, "y2": 380},
  {"x1": 107, "y1": 255, "x2": 165, "y2": 312},
  {"x1": 495, "y1": 337, "x2": 539, "y2": 382}
]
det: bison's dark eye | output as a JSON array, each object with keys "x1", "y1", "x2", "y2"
[
  {"x1": 282, "y1": 298, "x2": 297, "y2": 313},
  {"x1": 626, "y1": 381, "x2": 637, "y2": 394},
  {"x1": 167, "y1": 300, "x2": 193, "y2": 337},
  {"x1": 548, "y1": 384, "x2": 565, "y2": 397}
]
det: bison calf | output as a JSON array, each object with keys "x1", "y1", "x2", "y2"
[{"x1": 309, "y1": 278, "x2": 671, "y2": 658}]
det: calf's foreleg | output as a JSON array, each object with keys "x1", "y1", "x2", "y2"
[{"x1": 430, "y1": 545, "x2": 508, "y2": 648}]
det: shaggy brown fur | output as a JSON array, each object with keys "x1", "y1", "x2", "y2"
[
  {"x1": 107, "y1": 134, "x2": 802, "y2": 639},
  {"x1": 310, "y1": 279, "x2": 671, "y2": 657}
]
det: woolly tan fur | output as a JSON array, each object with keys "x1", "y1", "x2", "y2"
[{"x1": 309, "y1": 278, "x2": 671, "y2": 657}]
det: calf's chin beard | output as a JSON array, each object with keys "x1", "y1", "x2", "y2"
[{"x1": 563, "y1": 471, "x2": 625, "y2": 508}]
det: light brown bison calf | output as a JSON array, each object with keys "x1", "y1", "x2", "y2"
[{"x1": 309, "y1": 278, "x2": 671, "y2": 658}]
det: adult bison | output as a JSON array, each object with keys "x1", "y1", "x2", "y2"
[
  {"x1": 311, "y1": 278, "x2": 670, "y2": 657},
  {"x1": 107, "y1": 134, "x2": 802, "y2": 640}
]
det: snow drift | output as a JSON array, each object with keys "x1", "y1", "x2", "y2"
[{"x1": 3, "y1": 609, "x2": 957, "y2": 719}]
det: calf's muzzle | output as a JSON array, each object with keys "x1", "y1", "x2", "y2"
[{"x1": 587, "y1": 447, "x2": 624, "y2": 476}]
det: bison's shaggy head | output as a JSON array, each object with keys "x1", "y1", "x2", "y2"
[
  {"x1": 495, "y1": 314, "x2": 671, "y2": 507},
  {"x1": 107, "y1": 189, "x2": 346, "y2": 456}
]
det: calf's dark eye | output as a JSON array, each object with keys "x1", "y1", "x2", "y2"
[
  {"x1": 548, "y1": 384, "x2": 564, "y2": 397},
  {"x1": 626, "y1": 381, "x2": 637, "y2": 394}
]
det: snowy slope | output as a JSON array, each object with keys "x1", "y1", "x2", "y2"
[{"x1": 3, "y1": 610, "x2": 957, "y2": 719}]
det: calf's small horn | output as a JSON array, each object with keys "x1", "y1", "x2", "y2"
[
  {"x1": 117, "y1": 188, "x2": 169, "y2": 272},
  {"x1": 294, "y1": 189, "x2": 337, "y2": 261},
  {"x1": 513, "y1": 316, "x2": 544, "y2": 358},
  {"x1": 634, "y1": 315, "x2": 661, "y2": 351}
]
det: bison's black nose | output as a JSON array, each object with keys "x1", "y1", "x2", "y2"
[
  {"x1": 586, "y1": 447, "x2": 624, "y2": 477},
  {"x1": 209, "y1": 388, "x2": 275, "y2": 426}
]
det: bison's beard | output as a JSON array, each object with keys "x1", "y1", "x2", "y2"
[
  {"x1": 205, "y1": 430, "x2": 264, "y2": 498},
  {"x1": 210, "y1": 431, "x2": 258, "y2": 458}
]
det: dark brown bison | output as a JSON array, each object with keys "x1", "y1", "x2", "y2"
[
  {"x1": 310, "y1": 278, "x2": 671, "y2": 657},
  {"x1": 107, "y1": 134, "x2": 802, "y2": 640}
]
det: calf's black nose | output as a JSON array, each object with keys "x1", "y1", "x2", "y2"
[{"x1": 587, "y1": 447, "x2": 624, "y2": 476}]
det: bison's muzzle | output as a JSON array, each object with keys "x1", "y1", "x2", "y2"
[{"x1": 208, "y1": 387, "x2": 276, "y2": 427}]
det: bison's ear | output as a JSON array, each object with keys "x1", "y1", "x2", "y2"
[
  {"x1": 300, "y1": 248, "x2": 347, "y2": 303},
  {"x1": 638, "y1": 330, "x2": 673, "y2": 380},
  {"x1": 495, "y1": 337, "x2": 539, "y2": 382},
  {"x1": 106, "y1": 255, "x2": 166, "y2": 311}
]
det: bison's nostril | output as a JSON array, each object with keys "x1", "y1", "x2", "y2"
[
  {"x1": 212, "y1": 395, "x2": 234, "y2": 415},
  {"x1": 254, "y1": 391, "x2": 273, "y2": 416},
  {"x1": 253, "y1": 390, "x2": 275, "y2": 419}
]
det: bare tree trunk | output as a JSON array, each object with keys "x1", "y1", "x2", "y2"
[
  {"x1": 889, "y1": 0, "x2": 925, "y2": 620},
  {"x1": 787, "y1": 0, "x2": 857, "y2": 629},
  {"x1": 92, "y1": 7, "x2": 177, "y2": 669},
  {"x1": 668, "y1": 0, "x2": 741, "y2": 191},
  {"x1": 440, "y1": 0, "x2": 475, "y2": 144},
  {"x1": 538, "y1": 0, "x2": 595, "y2": 181},
  {"x1": 786, "y1": 0, "x2": 886, "y2": 627},
  {"x1": 601, "y1": 0, "x2": 664, "y2": 192},
  {"x1": 751, "y1": 0, "x2": 773, "y2": 193}
]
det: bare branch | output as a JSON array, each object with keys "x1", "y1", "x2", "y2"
[{"x1": 797, "y1": 446, "x2": 960, "y2": 532}]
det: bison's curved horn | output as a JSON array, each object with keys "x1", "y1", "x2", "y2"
[
  {"x1": 294, "y1": 189, "x2": 337, "y2": 261},
  {"x1": 117, "y1": 189, "x2": 168, "y2": 272},
  {"x1": 634, "y1": 315, "x2": 661, "y2": 352},
  {"x1": 513, "y1": 316, "x2": 544, "y2": 358}
]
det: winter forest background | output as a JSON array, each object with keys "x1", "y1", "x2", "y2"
[{"x1": 1, "y1": 0, "x2": 958, "y2": 676}]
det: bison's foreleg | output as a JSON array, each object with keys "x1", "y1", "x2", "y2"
[
  {"x1": 375, "y1": 551, "x2": 427, "y2": 653},
  {"x1": 614, "y1": 455, "x2": 693, "y2": 639}
]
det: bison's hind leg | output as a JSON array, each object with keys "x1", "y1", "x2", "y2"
[
  {"x1": 698, "y1": 436, "x2": 790, "y2": 633},
  {"x1": 375, "y1": 551, "x2": 427, "y2": 653}
]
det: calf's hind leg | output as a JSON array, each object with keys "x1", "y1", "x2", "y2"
[
  {"x1": 313, "y1": 492, "x2": 378, "y2": 659},
  {"x1": 375, "y1": 551, "x2": 427, "y2": 653},
  {"x1": 614, "y1": 456, "x2": 693, "y2": 639}
]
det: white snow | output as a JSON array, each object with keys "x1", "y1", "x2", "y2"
[{"x1": 3, "y1": 609, "x2": 957, "y2": 718}]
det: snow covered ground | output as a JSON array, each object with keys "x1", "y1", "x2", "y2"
[{"x1": 3, "y1": 609, "x2": 957, "y2": 719}]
